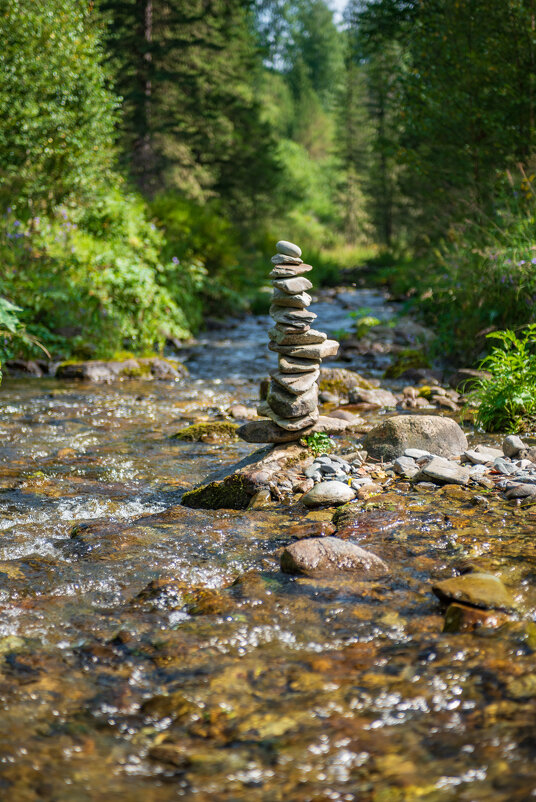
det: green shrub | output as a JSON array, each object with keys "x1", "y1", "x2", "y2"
[
  {"x1": 468, "y1": 326, "x2": 536, "y2": 433},
  {"x1": 0, "y1": 190, "x2": 206, "y2": 359}
]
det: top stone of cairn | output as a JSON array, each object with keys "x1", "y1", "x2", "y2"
[{"x1": 276, "y1": 240, "x2": 302, "y2": 258}]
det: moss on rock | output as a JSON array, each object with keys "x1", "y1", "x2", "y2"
[
  {"x1": 384, "y1": 348, "x2": 430, "y2": 379},
  {"x1": 181, "y1": 473, "x2": 254, "y2": 510},
  {"x1": 172, "y1": 422, "x2": 239, "y2": 443}
]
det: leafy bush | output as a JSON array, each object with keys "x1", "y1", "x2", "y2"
[
  {"x1": 468, "y1": 326, "x2": 536, "y2": 433},
  {"x1": 0, "y1": 191, "x2": 206, "y2": 359}
]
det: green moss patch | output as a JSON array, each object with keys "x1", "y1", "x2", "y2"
[{"x1": 172, "y1": 422, "x2": 239, "y2": 443}]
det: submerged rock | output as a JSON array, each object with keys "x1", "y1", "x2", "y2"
[
  {"x1": 280, "y1": 536, "x2": 388, "y2": 576},
  {"x1": 363, "y1": 415, "x2": 468, "y2": 461},
  {"x1": 443, "y1": 603, "x2": 509, "y2": 633},
  {"x1": 432, "y1": 573, "x2": 515, "y2": 611}
]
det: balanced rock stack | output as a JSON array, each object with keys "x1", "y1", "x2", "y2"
[{"x1": 239, "y1": 240, "x2": 340, "y2": 443}]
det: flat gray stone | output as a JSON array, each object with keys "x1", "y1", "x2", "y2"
[
  {"x1": 404, "y1": 448, "x2": 432, "y2": 459},
  {"x1": 269, "y1": 327, "x2": 326, "y2": 346},
  {"x1": 271, "y1": 254, "x2": 303, "y2": 265},
  {"x1": 418, "y1": 456, "x2": 470, "y2": 486},
  {"x1": 267, "y1": 382, "x2": 318, "y2": 418},
  {"x1": 271, "y1": 368, "x2": 319, "y2": 395},
  {"x1": 272, "y1": 277, "x2": 313, "y2": 295},
  {"x1": 271, "y1": 289, "x2": 312, "y2": 308},
  {"x1": 270, "y1": 339, "x2": 339, "y2": 360},
  {"x1": 257, "y1": 401, "x2": 319, "y2": 431},
  {"x1": 270, "y1": 306, "x2": 317, "y2": 328},
  {"x1": 238, "y1": 420, "x2": 309, "y2": 443},
  {"x1": 363, "y1": 415, "x2": 468, "y2": 461},
  {"x1": 278, "y1": 355, "x2": 320, "y2": 374},
  {"x1": 301, "y1": 481, "x2": 356, "y2": 507},
  {"x1": 281, "y1": 537, "x2": 388, "y2": 576},
  {"x1": 464, "y1": 446, "x2": 503, "y2": 465},
  {"x1": 269, "y1": 263, "x2": 313, "y2": 278}
]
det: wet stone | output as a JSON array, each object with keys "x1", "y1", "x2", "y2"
[
  {"x1": 363, "y1": 415, "x2": 468, "y2": 461},
  {"x1": 443, "y1": 603, "x2": 509, "y2": 633},
  {"x1": 301, "y1": 480, "x2": 356, "y2": 507},
  {"x1": 503, "y1": 434, "x2": 526, "y2": 458},
  {"x1": 432, "y1": 573, "x2": 515, "y2": 611},
  {"x1": 418, "y1": 456, "x2": 471, "y2": 486},
  {"x1": 280, "y1": 536, "x2": 388, "y2": 576},
  {"x1": 271, "y1": 368, "x2": 319, "y2": 395}
]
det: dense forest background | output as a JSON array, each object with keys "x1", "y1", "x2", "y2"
[{"x1": 2, "y1": 0, "x2": 536, "y2": 365}]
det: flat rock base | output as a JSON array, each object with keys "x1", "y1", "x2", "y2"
[{"x1": 238, "y1": 415, "x2": 350, "y2": 444}]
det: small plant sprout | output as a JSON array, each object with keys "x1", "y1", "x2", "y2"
[{"x1": 301, "y1": 432, "x2": 334, "y2": 456}]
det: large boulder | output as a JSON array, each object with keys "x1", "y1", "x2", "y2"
[
  {"x1": 280, "y1": 537, "x2": 388, "y2": 577},
  {"x1": 362, "y1": 415, "x2": 467, "y2": 461}
]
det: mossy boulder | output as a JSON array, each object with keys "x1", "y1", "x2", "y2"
[
  {"x1": 172, "y1": 422, "x2": 239, "y2": 443},
  {"x1": 318, "y1": 367, "x2": 375, "y2": 398},
  {"x1": 56, "y1": 357, "x2": 186, "y2": 383},
  {"x1": 182, "y1": 473, "x2": 255, "y2": 510}
]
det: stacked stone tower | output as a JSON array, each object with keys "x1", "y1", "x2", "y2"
[{"x1": 240, "y1": 240, "x2": 339, "y2": 443}]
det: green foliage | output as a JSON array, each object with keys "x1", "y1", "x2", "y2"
[
  {"x1": 469, "y1": 326, "x2": 536, "y2": 433},
  {"x1": 301, "y1": 432, "x2": 333, "y2": 456},
  {"x1": 0, "y1": 192, "x2": 206, "y2": 359},
  {"x1": 0, "y1": 297, "x2": 49, "y2": 383},
  {"x1": 0, "y1": 0, "x2": 117, "y2": 210}
]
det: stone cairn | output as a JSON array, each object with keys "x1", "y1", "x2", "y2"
[{"x1": 239, "y1": 240, "x2": 339, "y2": 443}]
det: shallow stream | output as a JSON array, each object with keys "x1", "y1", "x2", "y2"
[{"x1": 0, "y1": 288, "x2": 535, "y2": 801}]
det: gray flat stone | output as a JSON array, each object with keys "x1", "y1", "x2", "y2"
[
  {"x1": 269, "y1": 306, "x2": 317, "y2": 328},
  {"x1": 271, "y1": 290, "x2": 312, "y2": 308},
  {"x1": 348, "y1": 387, "x2": 398, "y2": 407},
  {"x1": 278, "y1": 355, "x2": 321, "y2": 374},
  {"x1": 464, "y1": 446, "x2": 503, "y2": 465},
  {"x1": 271, "y1": 254, "x2": 303, "y2": 265},
  {"x1": 271, "y1": 368, "x2": 319, "y2": 395},
  {"x1": 270, "y1": 339, "x2": 339, "y2": 360},
  {"x1": 257, "y1": 401, "x2": 319, "y2": 431},
  {"x1": 267, "y1": 382, "x2": 318, "y2": 418},
  {"x1": 276, "y1": 240, "x2": 302, "y2": 258},
  {"x1": 269, "y1": 327, "x2": 326, "y2": 346},
  {"x1": 418, "y1": 456, "x2": 470, "y2": 486},
  {"x1": 269, "y1": 263, "x2": 313, "y2": 278},
  {"x1": 272, "y1": 277, "x2": 313, "y2": 295}
]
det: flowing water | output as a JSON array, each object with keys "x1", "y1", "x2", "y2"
[{"x1": 0, "y1": 289, "x2": 535, "y2": 801}]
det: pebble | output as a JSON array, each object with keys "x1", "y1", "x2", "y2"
[
  {"x1": 404, "y1": 448, "x2": 432, "y2": 459},
  {"x1": 503, "y1": 434, "x2": 526, "y2": 458},
  {"x1": 301, "y1": 480, "x2": 356, "y2": 507},
  {"x1": 271, "y1": 254, "x2": 303, "y2": 265},
  {"x1": 272, "y1": 276, "x2": 313, "y2": 295},
  {"x1": 276, "y1": 240, "x2": 302, "y2": 258}
]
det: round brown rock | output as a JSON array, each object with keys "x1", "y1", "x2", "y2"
[{"x1": 280, "y1": 537, "x2": 388, "y2": 576}]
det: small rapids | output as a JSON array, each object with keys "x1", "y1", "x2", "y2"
[{"x1": 0, "y1": 288, "x2": 535, "y2": 801}]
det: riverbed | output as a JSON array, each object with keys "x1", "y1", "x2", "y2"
[{"x1": 0, "y1": 288, "x2": 535, "y2": 801}]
